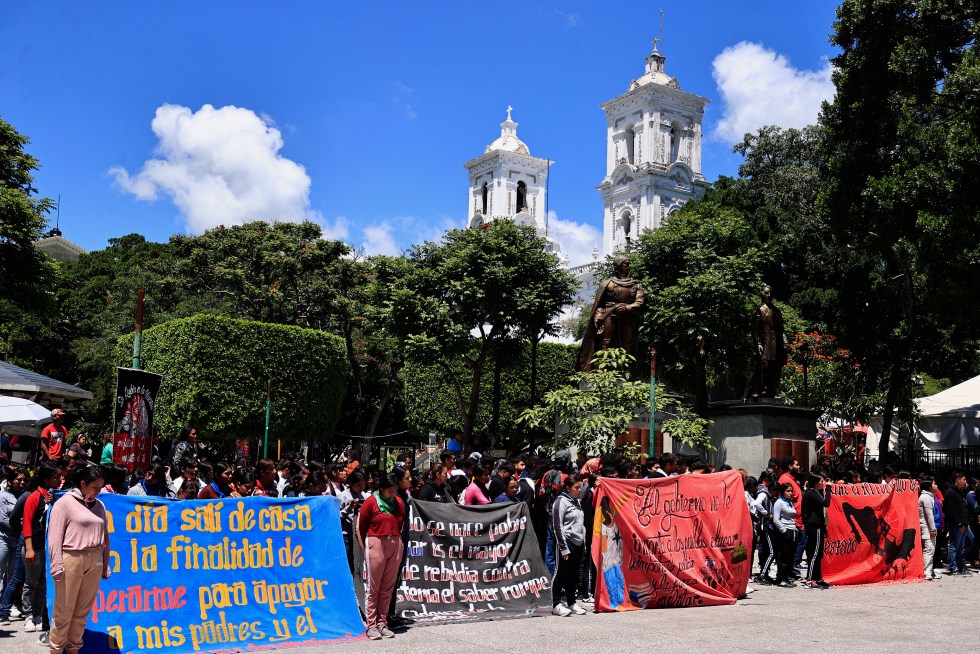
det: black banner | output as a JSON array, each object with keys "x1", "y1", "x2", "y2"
[
  {"x1": 112, "y1": 367, "x2": 163, "y2": 471},
  {"x1": 396, "y1": 499, "x2": 551, "y2": 625}
]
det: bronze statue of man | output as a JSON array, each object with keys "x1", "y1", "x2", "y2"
[
  {"x1": 752, "y1": 284, "x2": 789, "y2": 398},
  {"x1": 578, "y1": 255, "x2": 644, "y2": 373}
]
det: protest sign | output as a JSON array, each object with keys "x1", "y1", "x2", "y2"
[
  {"x1": 394, "y1": 499, "x2": 550, "y2": 624},
  {"x1": 112, "y1": 367, "x2": 163, "y2": 471},
  {"x1": 591, "y1": 471, "x2": 752, "y2": 612},
  {"x1": 822, "y1": 480, "x2": 924, "y2": 585},
  {"x1": 50, "y1": 494, "x2": 364, "y2": 654}
]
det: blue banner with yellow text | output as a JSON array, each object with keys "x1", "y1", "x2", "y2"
[{"x1": 48, "y1": 493, "x2": 364, "y2": 654}]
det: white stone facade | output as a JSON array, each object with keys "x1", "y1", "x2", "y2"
[
  {"x1": 463, "y1": 108, "x2": 561, "y2": 255},
  {"x1": 598, "y1": 45, "x2": 710, "y2": 256}
]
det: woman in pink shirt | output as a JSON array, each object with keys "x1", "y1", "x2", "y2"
[
  {"x1": 47, "y1": 465, "x2": 110, "y2": 654},
  {"x1": 464, "y1": 466, "x2": 492, "y2": 505}
]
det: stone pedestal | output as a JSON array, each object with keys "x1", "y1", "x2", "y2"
[{"x1": 707, "y1": 400, "x2": 819, "y2": 476}]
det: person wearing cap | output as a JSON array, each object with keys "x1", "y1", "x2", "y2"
[{"x1": 40, "y1": 410, "x2": 69, "y2": 462}]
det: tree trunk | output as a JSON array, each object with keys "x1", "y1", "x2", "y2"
[
  {"x1": 878, "y1": 364, "x2": 905, "y2": 460},
  {"x1": 693, "y1": 339, "x2": 709, "y2": 415},
  {"x1": 488, "y1": 342, "x2": 504, "y2": 438},
  {"x1": 365, "y1": 364, "x2": 400, "y2": 437},
  {"x1": 530, "y1": 336, "x2": 539, "y2": 406},
  {"x1": 461, "y1": 343, "x2": 490, "y2": 450}
]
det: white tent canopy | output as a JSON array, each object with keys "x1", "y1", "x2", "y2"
[
  {"x1": 0, "y1": 395, "x2": 52, "y2": 436},
  {"x1": 0, "y1": 359, "x2": 93, "y2": 403},
  {"x1": 914, "y1": 375, "x2": 980, "y2": 450}
]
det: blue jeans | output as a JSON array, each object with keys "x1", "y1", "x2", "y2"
[
  {"x1": 0, "y1": 537, "x2": 25, "y2": 618},
  {"x1": 947, "y1": 527, "x2": 966, "y2": 572},
  {"x1": 545, "y1": 523, "x2": 557, "y2": 577}
]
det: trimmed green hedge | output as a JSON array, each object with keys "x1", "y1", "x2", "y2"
[
  {"x1": 117, "y1": 314, "x2": 348, "y2": 440},
  {"x1": 403, "y1": 341, "x2": 577, "y2": 440}
]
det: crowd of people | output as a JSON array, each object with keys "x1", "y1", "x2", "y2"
[{"x1": 1, "y1": 417, "x2": 979, "y2": 647}]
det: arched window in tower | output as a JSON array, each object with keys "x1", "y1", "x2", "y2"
[
  {"x1": 670, "y1": 123, "x2": 681, "y2": 163},
  {"x1": 516, "y1": 181, "x2": 527, "y2": 213},
  {"x1": 619, "y1": 210, "x2": 633, "y2": 248},
  {"x1": 482, "y1": 182, "x2": 488, "y2": 215},
  {"x1": 624, "y1": 126, "x2": 635, "y2": 165}
]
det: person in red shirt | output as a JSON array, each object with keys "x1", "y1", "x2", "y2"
[
  {"x1": 40, "y1": 409, "x2": 69, "y2": 461},
  {"x1": 357, "y1": 474, "x2": 405, "y2": 640},
  {"x1": 778, "y1": 456, "x2": 805, "y2": 570}
]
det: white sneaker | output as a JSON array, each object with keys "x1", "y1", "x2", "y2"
[
  {"x1": 23, "y1": 620, "x2": 38, "y2": 633},
  {"x1": 568, "y1": 603, "x2": 587, "y2": 615},
  {"x1": 552, "y1": 604, "x2": 572, "y2": 617},
  {"x1": 37, "y1": 631, "x2": 50, "y2": 646},
  {"x1": 9, "y1": 607, "x2": 22, "y2": 619},
  {"x1": 744, "y1": 585, "x2": 757, "y2": 594}
]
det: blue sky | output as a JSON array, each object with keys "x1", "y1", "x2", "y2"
[{"x1": 2, "y1": 1, "x2": 840, "y2": 266}]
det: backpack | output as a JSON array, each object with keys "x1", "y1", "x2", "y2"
[{"x1": 541, "y1": 469, "x2": 565, "y2": 512}]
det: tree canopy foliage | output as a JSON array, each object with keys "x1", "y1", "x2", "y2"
[
  {"x1": 819, "y1": 0, "x2": 980, "y2": 452},
  {"x1": 0, "y1": 117, "x2": 63, "y2": 374},
  {"x1": 116, "y1": 314, "x2": 348, "y2": 440},
  {"x1": 381, "y1": 220, "x2": 577, "y2": 447}
]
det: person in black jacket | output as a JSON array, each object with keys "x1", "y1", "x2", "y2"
[
  {"x1": 944, "y1": 472, "x2": 969, "y2": 574},
  {"x1": 802, "y1": 474, "x2": 832, "y2": 588},
  {"x1": 416, "y1": 466, "x2": 450, "y2": 503}
]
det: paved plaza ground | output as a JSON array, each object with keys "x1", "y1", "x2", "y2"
[{"x1": 0, "y1": 571, "x2": 975, "y2": 654}]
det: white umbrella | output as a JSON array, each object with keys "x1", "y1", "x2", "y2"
[{"x1": 0, "y1": 395, "x2": 53, "y2": 435}]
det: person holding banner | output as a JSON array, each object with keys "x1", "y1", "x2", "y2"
[
  {"x1": 357, "y1": 474, "x2": 405, "y2": 640},
  {"x1": 772, "y1": 482, "x2": 800, "y2": 588},
  {"x1": 801, "y1": 474, "x2": 831, "y2": 589},
  {"x1": 552, "y1": 474, "x2": 587, "y2": 617},
  {"x1": 46, "y1": 465, "x2": 110, "y2": 654}
]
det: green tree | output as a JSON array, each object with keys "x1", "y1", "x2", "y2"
[
  {"x1": 820, "y1": 0, "x2": 980, "y2": 454},
  {"x1": 168, "y1": 221, "x2": 348, "y2": 327},
  {"x1": 632, "y1": 202, "x2": 769, "y2": 412},
  {"x1": 0, "y1": 117, "x2": 63, "y2": 373},
  {"x1": 117, "y1": 314, "x2": 348, "y2": 441},
  {"x1": 519, "y1": 349, "x2": 711, "y2": 455},
  {"x1": 708, "y1": 125, "x2": 840, "y2": 326},
  {"x1": 58, "y1": 234, "x2": 177, "y2": 418},
  {"x1": 383, "y1": 220, "x2": 577, "y2": 447},
  {"x1": 403, "y1": 341, "x2": 578, "y2": 449}
]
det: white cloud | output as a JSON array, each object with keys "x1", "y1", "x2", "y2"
[
  {"x1": 110, "y1": 103, "x2": 318, "y2": 234},
  {"x1": 546, "y1": 211, "x2": 602, "y2": 267},
  {"x1": 711, "y1": 42, "x2": 834, "y2": 144},
  {"x1": 321, "y1": 216, "x2": 351, "y2": 242},
  {"x1": 362, "y1": 222, "x2": 401, "y2": 256}
]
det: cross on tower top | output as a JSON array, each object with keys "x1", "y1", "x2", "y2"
[{"x1": 506, "y1": 105, "x2": 513, "y2": 121}]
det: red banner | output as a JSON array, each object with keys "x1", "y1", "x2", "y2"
[
  {"x1": 822, "y1": 480, "x2": 924, "y2": 585},
  {"x1": 591, "y1": 471, "x2": 752, "y2": 611}
]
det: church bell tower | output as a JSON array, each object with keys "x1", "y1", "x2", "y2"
[
  {"x1": 598, "y1": 41, "x2": 710, "y2": 255},
  {"x1": 463, "y1": 108, "x2": 560, "y2": 254}
]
